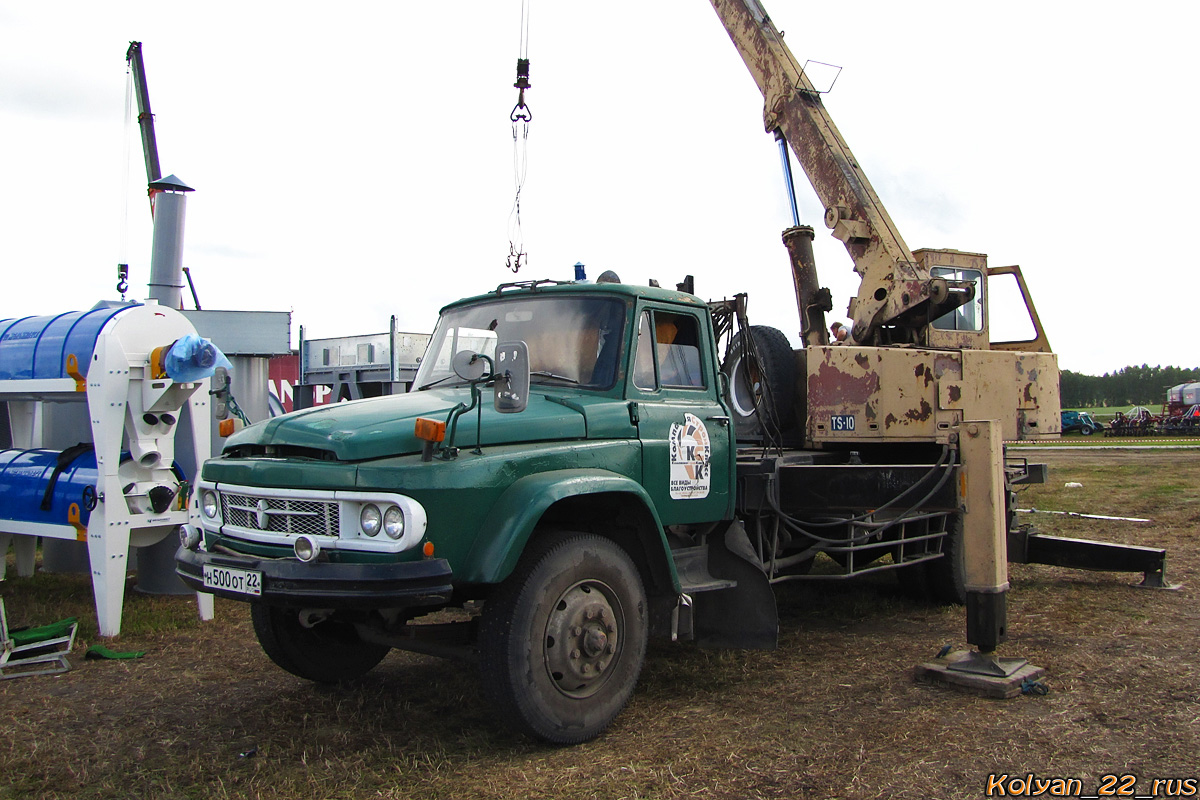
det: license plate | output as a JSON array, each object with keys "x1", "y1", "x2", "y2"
[
  {"x1": 203, "y1": 564, "x2": 262, "y2": 596},
  {"x1": 831, "y1": 414, "x2": 856, "y2": 431}
]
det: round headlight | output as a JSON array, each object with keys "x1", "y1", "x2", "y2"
[
  {"x1": 360, "y1": 504, "x2": 382, "y2": 536},
  {"x1": 201, "y1": 490, "x2": 218, "y2": 519},
  {"x1": 178, "y1": 525, "x2": 201, "y2": 550},
  {"x1": 294, "y1": 535, "x2": 321, "y2": 562},
  {"x1": 383, "y1": 506, "x2": 405, "y2": 539}
]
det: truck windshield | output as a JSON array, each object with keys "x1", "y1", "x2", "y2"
[{"x1": 415, "y1": 295, "x2": 627, "y2": 391}]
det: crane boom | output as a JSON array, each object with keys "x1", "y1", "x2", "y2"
[
  {"x1": 126, "y1": 41, "x2": 162, "y2": 186},
  {"x1": 708, "y1": 0, "x2": 966, "y2": 345}
]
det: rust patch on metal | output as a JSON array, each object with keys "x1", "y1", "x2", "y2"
[
  {"x1": 905, "y1": 399, "x2": 933, "y2": 423},
  {"x1": 913, "y1": 364, "x2": 934, "y2": 388},
  {"x1": 809, "y1": 359, "x2": 880, "y2": 409},
  {"x1": 884, "y1": 413, "x2": 899, "y2": 428},
  {"x1": 855, "y1": 353, "x2": 870, "y2": 369},
  {"x1": 1024, "y1": 383, "x2": 1034, "y2": 403},
  {"x1": 948, "y1": 385, "x2": 962, "y2": 403}
]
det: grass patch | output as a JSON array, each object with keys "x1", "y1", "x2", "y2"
[{"x1": 3, "y1": 450, "x2": 1199, "y2": 799}]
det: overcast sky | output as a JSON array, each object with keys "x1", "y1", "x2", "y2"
[{"x1": 2, "y1": 1, "x2": 1197, "y2": 376}]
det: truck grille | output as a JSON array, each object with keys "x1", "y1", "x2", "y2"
[{"x1": 222, "y1": 493, "x2": 338, "y2": 537}]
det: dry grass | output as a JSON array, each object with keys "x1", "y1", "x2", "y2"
[{"x1": 2, "y1": 449, "x2": 1197, "y2": 799}]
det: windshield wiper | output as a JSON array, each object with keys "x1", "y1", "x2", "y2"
[
  {"x1": 530, "y1": 371, "x2": 580, "y2": 385},
  {"x1": 416, "y1": 375, "x2": 468, "y2": 391}
]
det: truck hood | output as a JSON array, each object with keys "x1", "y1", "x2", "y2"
[{"x1": 223, "y1": 388, "x2": 590, "y2": 462}]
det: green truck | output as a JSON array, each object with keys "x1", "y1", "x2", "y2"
[
  {"x1": 178, "y1": 281, "x2": 772, "y2": 742},
  {"x1": 176, "y1": 0, "x2": 1082, "y2": 744},
  {"x1": 177, "y1": 275, "x2": 1053, "y2": 743}
]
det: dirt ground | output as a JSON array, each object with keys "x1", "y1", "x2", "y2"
[{"x1": 2, "y1": 448, "x2": 1197, "y2": 800}]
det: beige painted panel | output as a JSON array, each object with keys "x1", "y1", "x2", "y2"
[
  {"x1": 805, "y1": 346, "x2": 1060, "y2": 444},
  {"x1": 962, "y1": 350, "x2": 1061, "y2": 440},
  {"x1": 806, "y1": 346, "x2": 948, "y2": 442}
]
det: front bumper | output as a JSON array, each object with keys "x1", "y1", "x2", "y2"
[{"x1": 176, "y1": 546, "x2": 454, "y2": 609}]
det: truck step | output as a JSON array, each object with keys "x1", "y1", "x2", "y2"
[{"x1": 671, "y1": 544, "x2": 737, "y2": 593}]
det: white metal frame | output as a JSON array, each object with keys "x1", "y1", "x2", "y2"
[
  {"x1": 0, "y1": 597, "x2": 79, "y2": 680},
  {"x1": 0, "y1": 303, "x2": 215, "y2": 635}
]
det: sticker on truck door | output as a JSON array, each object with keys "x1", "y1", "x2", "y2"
[{"x1": 669, "y1": 413, "x2": 711, "y2": 499}]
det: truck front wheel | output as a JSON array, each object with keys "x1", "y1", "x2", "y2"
[
  {"x1": 251, "y1": 605, "x2": 390, "y2": 683},
  {"x1": 478, "y1": 532, "x2": 648, "y2": 744}
]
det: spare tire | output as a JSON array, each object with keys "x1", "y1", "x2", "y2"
[{"x1": 721, "y1": 325, "x2": 796, "y2": 439}]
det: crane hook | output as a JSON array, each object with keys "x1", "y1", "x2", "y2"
[
  {"x1": 116, "y1": 263, "x2": 129, "y2": 299},
  {"x1": 510, "y1": 58, "x2": 532, "y2": 122}
]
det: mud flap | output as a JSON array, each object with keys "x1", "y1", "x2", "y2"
[{"x1": 692, "y1": 521, "x2": 778, "y2": 650}]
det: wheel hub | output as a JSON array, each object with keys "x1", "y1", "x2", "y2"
[{"x1": 544, "y1": 581, "x2": 621, "y2": 698}]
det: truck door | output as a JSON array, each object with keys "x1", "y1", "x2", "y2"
[{"x1": 629, "y1": 305, "x2": 733, "y2": 524}]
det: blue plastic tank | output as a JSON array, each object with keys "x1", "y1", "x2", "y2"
[
  {"x1": 0, "y1": 305, "x2": 134, "y2": 381},
  {"x1": 0, "y1": 448, "x2": 100, "y2": 528}
]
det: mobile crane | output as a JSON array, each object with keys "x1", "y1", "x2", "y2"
[{"x1": 177, "y1": 0, "x2": 1165, "y2": 744}]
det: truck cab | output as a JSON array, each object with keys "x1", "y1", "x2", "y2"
[{"x1": 177, "y1": 278, "x2": 738, "y2": 743}]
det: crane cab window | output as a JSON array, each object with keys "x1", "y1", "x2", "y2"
[
  {"x1": 633, "y1": 309, "x2": 705, "y2": 390},
  {"x1": 931, "y1": 267, "x2": 984, "y2": 332}
]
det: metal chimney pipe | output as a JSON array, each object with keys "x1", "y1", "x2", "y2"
[{"x1": 147, "y1": 174, "x2": 194, "y2": 308}]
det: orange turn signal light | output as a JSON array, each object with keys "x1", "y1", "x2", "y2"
[
  {"x1": 423, "y1": 541, "x2": 435, "y2": 558},
  {"x1": 219, "y1": 418, "x2": 237, "y2": 438},
  {"x1": 414, "y1": 417, "x2": 446, "y2": 443}
]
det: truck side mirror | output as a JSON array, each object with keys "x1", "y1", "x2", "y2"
[
  {"x1": 493, "y1": 341, "x2": 529, "y2": 414},
  {"x1": 451, "y1": 350, "x2": 489, "y2": 382},
  {"x1": 212, "y1": 366, "x2": 230, "y2": 420}
]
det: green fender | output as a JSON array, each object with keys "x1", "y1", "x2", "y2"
[{"x1": 458, "y1": 468, "x2": 680, "y2": 591}]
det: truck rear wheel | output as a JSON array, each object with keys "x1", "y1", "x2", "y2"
[
  {"x1": 722, "y1": 325, "x2": 796, "y2": 438},
  {"x1": 922, "y1": 512, "x2": 965, "y2": 605},
  {"x1": 251, "y1": 605, "x2": 389, "y2": 683},
  {"x1": 478, "y1": 532, "x2": 648, "y2": 744}
]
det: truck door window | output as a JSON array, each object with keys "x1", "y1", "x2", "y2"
[
  {"x1": 986, "y1": 270, "x2": 1038, "y2": 343},
  {"x1": 633, "y1": 312, "x2": 656, "y2": 390},
  {"x1": 930, "y1": 267, "x2": 984, "y2": 332},
  {"x1": 633, "y1": 309, "x2": 705, "y2": 390}
]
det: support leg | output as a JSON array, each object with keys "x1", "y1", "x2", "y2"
[
  {"x1": 13, "y1": 534, "x2": 36, "y2": 577},
  {"x1": 196, "y1": 592, "x2": 214, "y2": 621},
  {"x1": 959, "y1": 419, "x2": 1009, "y2": 653},
  {"x1": 0, "y1": 533, "x2": 39, "y2": 579},
  {"x1": 86, "y1": 508, "x2": 132, "y2": 637},
  {"x1": 913, "y1": 421, "x2": 1046, "y2": 696}
]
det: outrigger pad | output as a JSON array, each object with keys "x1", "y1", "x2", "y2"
[{"x1": 692, "y1": 521, "x2": 779, "y2": 650}]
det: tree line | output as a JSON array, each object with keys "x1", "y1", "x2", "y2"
[{"x1": 1060, "y1": 365, "x2": 1200, "y2": 409}]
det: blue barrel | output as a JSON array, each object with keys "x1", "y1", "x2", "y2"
[
  {"x1": 0, "y1": 447, "x2": 100, "y2": 528},
  {"x1": 0, "y1": 305, "x2": 134, "y2": 381}
]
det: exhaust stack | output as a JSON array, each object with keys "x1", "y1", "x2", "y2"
[{"x1": 147, "y1": 174, "x2": 194, "y2": 309}]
